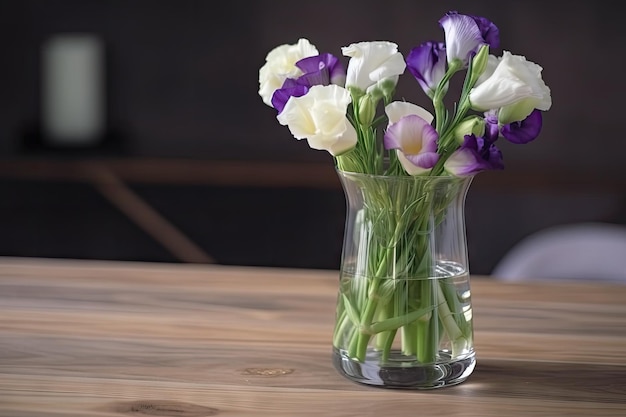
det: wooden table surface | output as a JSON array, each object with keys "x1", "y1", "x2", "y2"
[{"x1": 1, "y1": 257, "x2": 625, "y2": 416}]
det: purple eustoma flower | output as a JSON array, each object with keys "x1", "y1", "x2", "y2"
[
  {"x1": 406, "y1": 41, "x2": 447, "y2": 96},
  {"x1": 271, "y1": 79, "x2": 309, "y2": 114},
  {"x1": 469, "y1": 14, "x2": 500, "y2": 50},
  {"x1": 295, "y1": 53, "x2": 346, "y2": 87},
  {"x1": 483, "y1": 110, "x2": 500, "y2": 142},
  {"x1": 483, "y1": 108, "x2": 543, "y2": 144},
  {"x1": 439, "y1": 11, "x2": 499, "y2": 66},
  {"x1": 271, "y1": 53, "x2": 346, "y2": 114},
  {"x1": 501, "y1": 109, "x2": 543, "y2": 144},
  {"x1": 444, "y1": 134, "x2": 504, "y2": 176}
]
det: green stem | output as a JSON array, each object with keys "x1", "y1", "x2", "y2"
[
  {"x1": 416, "y1": 278, "x2": 438, "y2": 363},
  {"x1": 433, "y1": 60, "x2": 463, "y2": 134},
  {"x1": 379, "y1": 329, "x2": 397, "y2": 362},
  {"x1": 332, "y1": 309, "x2": 350, "y2": 347},
  {"x1": 436, "y1": 281, "x2": 467, "y2": 357},
  {"x1": 350, "y1": 199, "x2": 419, "y2": 361},
  {"x1": 374, "y1": 296, "x2": 394, "y2": 353},
  {"x1": 351, "y1": 248, "x2": 390, "y2": 360},
  {"x1": 367, "y1": 305, "x2": 433, "y2": 333}
]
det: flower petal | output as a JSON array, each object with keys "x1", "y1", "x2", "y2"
[
  {"x1": 385, "y1": 101, "x2": 434, "y2": 124},
  {"x1": 271, "y1": 53, "x2": 347, "y2": 114},
  {"x1": 271, "y1": 80, "x2": 308, "y2": 114},
  {"x1": 276, "y1": 85, "x2": 357, "y2": 156},
  {"x1": 384, "y1": 114, "x2": 439, "y2": 175},
  {"x1": 444, "y1": 134, "x2": 503, "y2": 176},
  {"x1": 384, "y1": 115, "x2": 437, "y2": 152},
  {"x1": 342, "y1": 41, "x2": 406, "y2": 93},
  {"x1": 404, "y1": 151, "x2": 440, "y2": 169},
  {"x1": 501, "y1": 109, "x2": 543, "y2": 144},
  {"x1": 469, "y1": 51, "x2": 552, "y2": 123},
  {"x1": 406, "y1": 41, "x2": 447, "y2": 95},
  {"x1": 439, "y1": 11, "x2": 484, "y2": 65},
  {"x1": 295, "y1": 53, "x2": 346, "y2": 87},
  {"x1": 396, "y1": 152, "x2": 432, "y2": 176},
  {"x1": 470, "y1": 14, "x2": 500, "y2": 49}
]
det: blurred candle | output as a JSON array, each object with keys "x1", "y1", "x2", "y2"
[{"x1": 41, "y1": 34, "x2": 105, "y2": 146}]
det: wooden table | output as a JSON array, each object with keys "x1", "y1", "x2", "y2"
[{"x1": 1, "y1": 257, "x2": 625, "y2": 416}]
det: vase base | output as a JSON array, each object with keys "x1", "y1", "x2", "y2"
[{"x1": 332, "y1": 347, "x2": 475, "y2": 389}]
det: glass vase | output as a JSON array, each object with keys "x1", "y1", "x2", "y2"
[{"x1": 332, "y1": 170, "x2": 475, "y2": 389}]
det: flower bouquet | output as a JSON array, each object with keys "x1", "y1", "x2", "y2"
[{"x1": 258, "y1": 11, "x2": 551, "y2": 388}]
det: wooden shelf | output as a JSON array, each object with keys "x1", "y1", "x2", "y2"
[
  {"x1": 0, "y1": 156, "x2": 624, "y2": 192},
  {"x1": 0, "y1": 157, "x2": 340, "y2": 189}
]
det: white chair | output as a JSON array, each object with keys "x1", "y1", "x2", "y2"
[{"x1": 491, "y1": 222, "x2": 626, "y2": 284}]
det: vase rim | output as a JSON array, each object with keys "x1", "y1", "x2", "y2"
[{"x1": 336, "y1": 168, "x2": 474, "y2": 182}]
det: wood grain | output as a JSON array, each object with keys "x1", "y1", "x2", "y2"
[{"x1": 1, "y1": 257, "x2": 625, "y2": 416}]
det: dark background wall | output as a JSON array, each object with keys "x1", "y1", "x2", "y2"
[{"x1": 0, "y1": 0, "x2": 624, "y2": 274}]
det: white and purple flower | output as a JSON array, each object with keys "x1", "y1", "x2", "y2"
[
  {"x1": 271, "y1": 53, "x2": 346, "y2": 113},
  {"x1": 444, "y1": 134, "x2": 503, "y2": 176},
  {"x1": 258, "y1": 38, "x2": 319, "y2": 107},
  {"x1": 406, "y1": 41, "x2": 447, "y2": 97},
  {"x1": 383, "y1": 102, "x2": 439, "y2": 175},
  {"x1": 478, "y1": 108, "x2": 542, "y2": 145},
  {"x1": 439, "y1": 11, "x2": 499, "y2": 67}
]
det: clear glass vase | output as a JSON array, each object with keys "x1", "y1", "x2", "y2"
[{"x1": 332, "y1": 170, "x2": 475, "y2": 389}]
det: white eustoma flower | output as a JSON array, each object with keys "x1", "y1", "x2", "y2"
[
  {"x1": 474, "y1": 54, "x2": 500, "y2": 86},
  {"x1": 341, "y1": 41, "x2": 406, "y2": 95},
  {"x1": 258, "y1": 38, "x2": 319, "y2": 107},
  {"x1": 276, "y1": 85, "x2": 357, "y2": 156},
  {"x1": 469, "y1": 51, "x2": 552, "y2": 124}
]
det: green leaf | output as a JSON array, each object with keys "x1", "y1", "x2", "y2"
[
  {"x1": 367, "y1": 305, "x2": 433, "y2": 334},
  {"x1": 342, "y1": 293, "x2": 361, "y2": 326}
]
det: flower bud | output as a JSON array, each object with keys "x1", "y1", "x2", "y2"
[
  {"x1": 467, "y1": 44, "x2": 489, "y2": 88},
  {"x1": 453, "y1": 116, "x2": 485, "y2": 144},
  {"x1": 357, "y1": 94, "x2": 376, "y2": 126}
]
